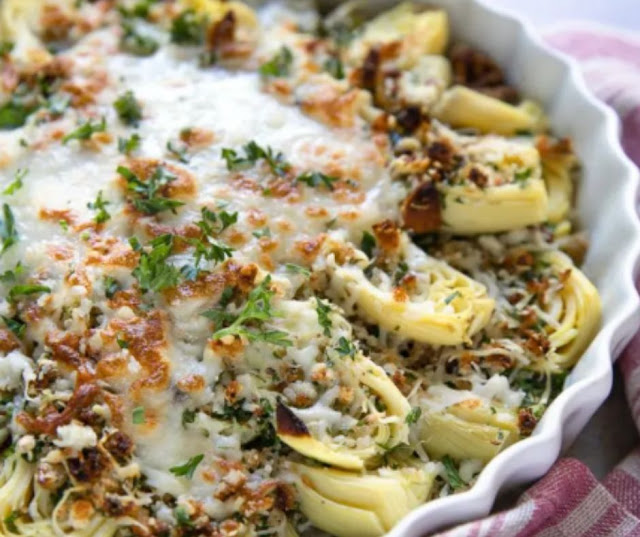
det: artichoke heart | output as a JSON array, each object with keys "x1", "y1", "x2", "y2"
[
  {"x1": 541, "y1": 251, "x2": 601, "y2": 369},
  {"x1": 441, "y1": 180, "x2": 548, "y2": 234},
  {"x1": 420, "y1": 410, "x2": 517, "y2": 462},
  {"x1": 291, "y1": 462, "x2": 435, "y2": 537},
  {"x1": 276, "y1": 353, "x2": 411, "y2": 471},
  {"x1": 328, "y1": 236, "x2": 494, "y2": 345},
  {"x1": 432, "y1": 85, "x2": 547, "y2": 135},
  {"x1": 347, "y1": 2, "x2": 449, "y2": 68}
]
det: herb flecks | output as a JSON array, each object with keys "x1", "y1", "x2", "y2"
[
  {"x1": 118, "y1": 165, "x2": 185, "y2": 215},
  {"x1": 87, "y1": 191, "x2": 111, "y2": 224},
  {"x1": 132, "y1": 234, "x2": 181, "y2": 293},
  {"x1": 3, "y1": 169, "x2": 27, "y2": 195},
  {"x1": 207, "y1": 275, "x2": 292, "y2": 347},
  {"x1": 1, "y1": 204, "x2": 18, "y2": 255},
  {"x1": 63, "y1": 117, "x2": 106, "y2": 144},
  {"x1": 259, "y1": 46, "x2": 293, "y2": 79},
  {"x1": 296, "y1": 171, "x2": 339, "y2": 191},
  {"x1": 169, "y1": 454, "x2": 204, "y2": 479},
  {"x1": 222, "y1": 141, "x2": 291, "y2": 177},
  {"x1": 114, "y1": 90, "x2": 142, "y2": 126}
]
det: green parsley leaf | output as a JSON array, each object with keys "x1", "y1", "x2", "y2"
[
  {"x1": 361, "y1": 231, "x2": 376, "y2": 258},
  {"x1": 117, "y1": 337, "x2": 129, "y2": 349},
  {"x1": 132, "y1": 234, "x2": 182, "y2": 293},
  {"x1": 132, "y1": 406, "x2": 146, "y2": 424},
  {"x1": 174, "y1": 506, "x2": 194, "y2": 527},
  {"x1": 335, "y1": 336, "x2": 356, "y2": 359},
  {"x1": 393, "y1": 261, "x2": 409, "y2": 284},
  {"x1": 315, "y1": 298, "x2": 332, "y2": 337},
  {"x1": 444, "y1": 291, "x2": 461, "y2": 305},
  {"x1": 114, "y1": 90, "x2": 142, "y2": 126},
  {"x1": 0, "y1": 99, "x2": 37, "y2": 130},
  {"x1": 169, "y1": 453, "x2": 204, "y2": 479},
  {"x1": 3, "y1": 169, "x2": 27, "y2": 196},
  {"x1": 442, "y1": 455, "x2": 465, "y2": 489},
  {"x1": 0, "y1": 263, "x2": 23, "y2": 282},
  {"x1": 118, "y1": 133, "x2": 141, "y2": 155},
  {"x1": 118, "y1": 0, "x2": 157, "y2": 19},
  {"x1": 120, "y1": 19, "x2": 159, "y2": 56},
  {"x1": 8, "y1": 284, "x2": 50, "y2": 302},
  {"x1": 285, "y1": 263, "x2": 310, "y2": 277},
  {"x1": 221, "y1": 141, "x2": 291, "y2": 177},
  {"x1": 1, "y1": 316, "x2": 25, "y2": 339},
  {"x1": 405, "y1": 406, "x2": 422, "y2": 425},
  {"x1": 166, "y1": 141, "x2": 189, "y2": 163},
  {"x1": 4, "y1": 510, "x2": 20, "y2": 533},
  {"x1": 59, "y1": 220, "x2": 69, "y2": 232},
  {"x1": 514, "y1": 168, "x2": 532, "y2": 188},
  {"x1": 210, "y1": 275, "x2": 292, "y2": 347},
  {"x1": 182, "y1": 409, "x2": 197, "y2": 427},
  {"x1": 170, "y1": 9, "x2": 205, "y2": 45},
  {"x1": 259, "y1": 46, "x2": 293, "y2": 79},
  {"x1": 1, "y1": 204, "x2": 18, "y2": 255},
  {"x1": 119, "y1": 165, "x2": 185, "y2": 215},
  {"x1": 296, "y1": 171, "x2": 339, "y2": 191},
  {"x1": 62, "y1": 117, "x2": 106, "y2": 144},
  {"x1": 87, "y1": 190, "x2": 111, "y2": 224},
  {"x1": 104, "y1": 276, "x2": 120, "y2": 299},
  {"x1": 324, "y1": 56, "x2": 344, "y2": 79},
  {"x1": 252, "y1": 227, "x2": 271, "y2": 239},
  {"x1": 0, "y1": 42, "x2": 14, "y2": 56}
]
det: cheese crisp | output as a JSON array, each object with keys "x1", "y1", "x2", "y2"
[{"x1": 0, "y1": 1, "x2": 600, "y2": 536}]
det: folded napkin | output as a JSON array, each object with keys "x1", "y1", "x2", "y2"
[{"x1": 432, "y1": 23, "x2": 640, "y2": 537}]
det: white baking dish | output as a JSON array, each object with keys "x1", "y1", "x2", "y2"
[{"x1": 323, "y1": 0, "x2": 640, "y2": 534}]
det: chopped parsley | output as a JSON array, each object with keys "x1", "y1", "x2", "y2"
[
  {"x1": 3, "y1": 169, "x2": 27, "y2": 195},
  {"x1": 405, "y1": 407, "x2": 422, "y2": 425},
  {"x1": 285, "y1": 263, "x2": 310, "y2": 277},
  {"x1": 442, "y1": 455, "x2": 465, "y2": 489},
  {"x1": 1, "y1": 204, "x2": 17, "y2": 255},
  {"x1": 187, "y1": 207, "x2": 236, "y2": 272},
  {"x1": 166, "y1": 141, "x2": 189, "y2": 163},
  {"x1": 118, "y1": 133, "x2": 141, "y2": 155},
  {"x1": 113, "y1": 90, "x2": 142, "y2": 126},
  {"x1": 118, "y1": 165, "x2": 185, "y2": 215},
  {"x1": 132, "y1": 234, "x2": 181, "y2": 293},
  {"x1": 444, "y1": 291, "x2": 461, "y2": 305},
  {"x1": 103, "y1": 276, "x2": 120, "y2": 299},
  {"x1": 221, "y1": 141, "x2": 291, "y2": 177},
  {"x1": 169, "y1": 453, "x2": 204, "y2": 479},
  {"x1": 315, "y1": 298, "x2": 332, "y2": 337},
  {"x1": 0, "y1": 42, "x2": 14, "y2": 56},
  {"x1": 208, "y1": 275, "x2": 292, "y2": 347},
  {"x1": 62, "y1": 117, "x2": 106, "y2": 144},
  {"x1": 118, "y1": 0, "x2": 157, "y2": 19},
  {"x1": 116, "y1": 337, "x2": 128, "y2": 349},
  {"x1": 8, "y1": 284, "x2": 51, "y2": 302},
  {"x1": 296, "y1": 171, "x2": 339, "y2": 191},
  {"x1": 514, "y1": 168, "x2": 532, "y2": 187},
  {"x1": 1, "y1": 316, "x2": 25, "y2": 339},
  {"x1": 361, "y1": 231, "x2": 376, "y2": 258},
  {"x1": 132, "y1": 406, "x2": 146, "y2": 424},
  {"x1": 182, "y1": 409, "x2": 197, "y2": 427},
  {"x1": 394, "y1": 261, "x2": 410, "y2": 284},
  {"x1": 324, "y1": 56, "x2": 344, "y2": 79},
  {"x1": 4, "y1": 510, "x2": 20, "y2": 533},
  {"x1": 0, "y1": 263, "x2": 23, "y2": 282},
  {"x1": 87, "y1": 190, "x2": 111, "y2": 224},
  {"x1": 0, "y1": 98, "x2": 37, "y2": 130},
  {"x1": 252, "y1": 227, "x2": 271, "y2": 239},
  {"x1": 170, "y1": 9, "x2": 205, "y2": 45},
  {"x1": 120, "y1": 19, "x2": 159, "y2": 56},
  {"x1": 259, "y1": 46, "x2": 293, "y2": 79},
  {"x1": 335, "y1": 336, "x2": 356, "y2": 359},
  {"x1": 174, "y1": 506, "x2": 194, "y2": 527}
]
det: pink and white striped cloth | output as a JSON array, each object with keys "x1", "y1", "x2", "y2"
[{"x1": 431, "y1": 24, "x2": 640, "y2": 537}]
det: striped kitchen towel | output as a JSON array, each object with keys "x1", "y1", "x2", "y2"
[{"x1": 432, "y1": 23, "x2": 640, "y2": 537}]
